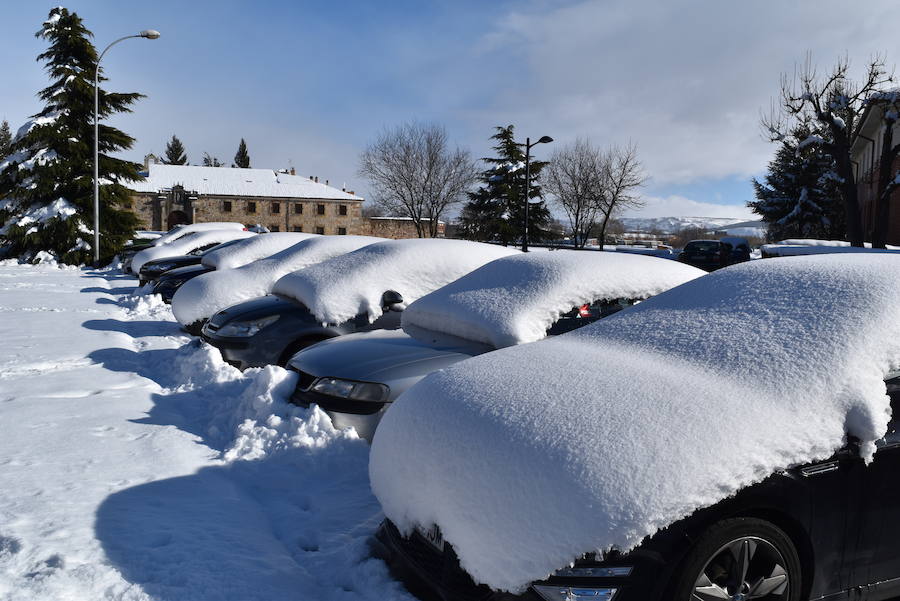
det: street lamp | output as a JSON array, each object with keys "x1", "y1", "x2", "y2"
[
  {"x1": 522, "y1": 135, "x2": 552, "y2": 252},
  {"x1": 93, "y1": 29, "x2": 160, "y2": 265}
]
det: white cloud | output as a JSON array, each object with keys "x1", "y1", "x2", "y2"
[{"x1": 624, "y1": 195, "x2": 757, "y2": 221}]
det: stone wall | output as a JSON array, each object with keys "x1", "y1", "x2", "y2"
[{"x1": 360, "y1": 218, "x2": 446, "y2": 239}]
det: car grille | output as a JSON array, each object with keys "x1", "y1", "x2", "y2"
[{"x1": 383, "y1": 521, "x2": 497, "y2": 601}]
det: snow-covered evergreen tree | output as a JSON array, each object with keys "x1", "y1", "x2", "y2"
[
  {"x1": 749, "y1": 122, "x2": 844, "y2": 241},
  {"x1": 163, "y1": 134, "x2": 187, "y2": 165},
  {"x1": 458, "y1": 125, "x2": 552, "y2": 245},
  {"x1": 0, "y1": 120, "x2": 11, "y2": 160},
  {"x1": 233, "y1": 138, "x2": 250, "y2": 168},
  {"x1": 0, "y1": 7, "x2": 143, "y2": 264},
  {"x1": 202, "y1": 153, "x2": 223, "y2": 167}
]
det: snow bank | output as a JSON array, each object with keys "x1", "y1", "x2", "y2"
[
  {"x1": 402, "y1": 252, "x2": 704, "y2": 348},
  {"x1": 272, "y1": 239, "x2": 520, "y2": 324},
  {"x1": 132, "y1": 229, "x2": 255, "y2": 273},
  {"x1": 200, "y1": 232, "x2": 316, "y2": 270},
  {"x1": 371, "y1": 254, "x2": 900, "y2": 593},
  {"x1": 172, "y1": 235, "x2": 384, "y2": 326},
  {"x1": 762, "y1": 241, "x2": 900, "y2": 257},
  {"x1": 152, "y1": 222, "x2": 247, "y2": 247}
]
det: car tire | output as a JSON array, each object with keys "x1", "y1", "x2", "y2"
[{"x1": 669, "y1": 517, "x2": 801, "y2": 601}]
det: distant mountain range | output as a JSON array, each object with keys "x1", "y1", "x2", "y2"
[{"x1": 618, "y1": 216, "x2": 765, "y2": 234}]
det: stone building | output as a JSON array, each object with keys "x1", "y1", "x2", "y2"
[
  {"x1": 851, "y1": 101, "x2": 900, "y2": 245},
  {"x1": 129, "y1": 159, "x2": 364, "y2": 234}
]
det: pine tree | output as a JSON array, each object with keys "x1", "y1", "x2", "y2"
[
  {"x1": 202, "y1": 152, "x2": 223, "y2": 167},
  {"x1": 163, "y1": 134, "x2": 187, "y2": 165},
  {"x1": 457, "y1": 125, "x2": 552, "y2": 244},
  {"x1": 0, "y1": 120, "x2": 11, "y2": 160},
  {"x1": 0, "y1": 8, "x2": 143, "y2": 264},
  {"x1": 234, "y1": 138, "x2": 250, "y2": 168},
  {"x1": 749, "y1": 122, "x2": 844, "y2": 241}
]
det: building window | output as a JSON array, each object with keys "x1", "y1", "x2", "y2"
[
  {"x1": 270, "y1": 225, "x2": 280, "y2": 232},
  {"x1": 247, "y1": 201, "x2": 257, "y2": 214},
  {"x1": 272, "y1": 202, "x2": 281, "y2": 214},
  {"x1": 337, "y1": 227, "x2": 347, "y2": 235},
  {"x1": 339, "y1": 204, "x2": 347, "y2": 216},
  {"x1": 292, "y1": 225, "x2": 303, "y2": 232},
  {"x1": 316, "y1": 204, "x2": 325, "y2": 215},
  {"x1": 315, "y1": 226, "x2": 325, "y2": 235},
  {"x1": 294, "y1": 203, "x2": 303, "y2": 214},
  {"x1": 223, "y1": 200, "x2": 232, "y2": 212}
]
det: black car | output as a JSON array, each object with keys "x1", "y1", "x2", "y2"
[
  {"x1": 138, "y1": 238, "x2": 247, "y2": 286},
  {"x1": 677, "y1": 237, "x2": 751, "y2": 271},
  {"x1": 200, "y1": 291, "x2": 404, "y2": 369},
  {"x1": 150, "y1": 264, "x2": 213, "y2": 303},
  {"x1": 374, "y1": 371, "x2": 900, "y2": 601}
]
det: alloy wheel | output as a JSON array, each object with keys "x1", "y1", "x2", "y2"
[{"x1": 692, "y1": 537, "x2": 789, "y2": 601}]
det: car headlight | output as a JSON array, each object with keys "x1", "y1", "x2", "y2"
[
  {"x1": 215, "y1": 314, "x2": 280, "y2": 337},
  {"x1": 532, "y1": 585, "x2": 618, "y2": 601},
  {"x1": 311, "y1": 377, "x2": 389, "y2": 402}
]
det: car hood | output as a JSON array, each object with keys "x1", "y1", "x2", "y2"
[
  {"x1": 207, "y1": 294, "x2": 312, "y2": 327},
  {"x1": 288, "y1": 329, "x2": 491, "y2": 400}
]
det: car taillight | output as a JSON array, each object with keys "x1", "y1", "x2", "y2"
[{"x1": 579, "y1": 304, "x2": 591, "y2": 318}]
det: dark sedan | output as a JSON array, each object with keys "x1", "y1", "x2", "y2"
[
  {"x1": 375, "y1": 371, "x2": 900, "y2": 601},
  {"x1": 200, "y1": 292, "x2": 403, "y2": 369},
  {"x1": 677, "y1": 237, "x2": 751, "y2": 271},
  {"x1": 150, "y1": 264, "x2": 213, "y2": 303}
]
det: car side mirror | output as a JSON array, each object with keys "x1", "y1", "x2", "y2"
[{"x1": 381, "y1": 290, "x2": 405, "y2": 312}]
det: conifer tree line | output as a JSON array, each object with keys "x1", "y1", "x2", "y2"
[{"x1": 0, "y1": 7, "x2": 142, "y2": 264}]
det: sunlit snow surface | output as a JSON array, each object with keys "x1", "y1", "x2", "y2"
[{"x1": 0, "y1": 261, "x2": 413, "y2": 601}]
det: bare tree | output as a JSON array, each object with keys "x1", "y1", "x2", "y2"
[
  {"x1": 545, "y1": 138, "x2": 606, "y2": 247},
  {"x1": 763, "y1": 54, "x2": 894, "y2": 246},
  {"x1": 359, "y1": 123, "x2": 477, "y2": 238},
  {"x1": 597, "y1": 143, "x2": 647, "y2": 244}
]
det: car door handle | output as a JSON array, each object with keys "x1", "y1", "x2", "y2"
[{"x1": 799, "y1": 461, "x2": 840, "y2": 477}]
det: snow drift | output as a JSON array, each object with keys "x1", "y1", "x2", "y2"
[
  {"x1": 172, "y1": 235, "x2": 384, "y2": 327},
  {"x1": 132, "y1": 229, "x2": 255, "y2": 273},
  {"x1": 401, "y1": 251, "x2": 705, "y2": 348},
  {"x1": 199, "y1": 232, "x2": 316, "y2": 270},
  {"x1": 272, "y1": 239, "x2": 520, "y2": 325},
  {"x1": 371, "y1": 254, "x2": 900, "y2": 593},
  {"x1": 762, "y1": 239, "x2": 900, "y2": 257}
]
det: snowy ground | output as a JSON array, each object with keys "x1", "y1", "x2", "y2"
[{"x1": 0, "y1": 261, "x2": 414, "y2": 601}]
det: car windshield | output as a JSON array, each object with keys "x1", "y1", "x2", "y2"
[{"x1": 685, "y1": 241, "x2": 720, "y2": 253}]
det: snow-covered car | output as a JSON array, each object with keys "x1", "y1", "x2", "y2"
[
  {"x1": 124, "y1": 222, "x2": 248, "y2": 274},
  {"x1": 287, "y1": 251, "x2": 705, "y2": 440},
  {"x1": 146, "y1": 232, "x2": 318, "y2": 303},
  {"x1": 137, "y1": 237, "x2": 250, "y2": 287},
  {"x1": 760, "y1": 238, "x2": 900, "y2": 258},
  {"x1": 200, "y1": 239, "x2": 519, "y2": 369},
  {"x1": 171, "y1": 235, "x2": 384, "y2": 333},
  {"x1": 369, "y1": 254, "x2": 900, "y2": 601},
  {"x1": 132, "y1": 229, "x2": 255, "y2": 279}
]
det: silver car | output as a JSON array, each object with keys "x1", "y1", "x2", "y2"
[{"x1": 286, "y1": 251, "x2": 706, "y2": 440}]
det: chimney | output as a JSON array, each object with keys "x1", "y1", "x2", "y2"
[
  {"x1": 314, "y1": 176, "x2": 319, "y2": 183},
  {"x1": 290, "y1": 167, "x2": 295, "y2": 176},
  {"x1": 309, "y1": 176, "x2": 313, "y2": 180},
  {"x1": 325, "y1": 179, "x2": 329, "y2": 186}
]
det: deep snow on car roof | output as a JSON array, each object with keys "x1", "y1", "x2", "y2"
[
  {"x1": 271, "y1": 239, "x2": 520, "y2": 324},
  {"x1": 199, "y1": 232, "x2": 317, "y2": 270},
  {"x1": 152, "y1": 222, "x2": 247, "y2": 247},
  {"x1": 401, "y1": 251, "x2": 705, "y2": 348},
  {"x1": 171, "y1": 235, "x2": 385, "y2": 326},
  {"x1": 370, "y1": 254, "x2": 900, "y2": 594},
  {"x1": 132, "y1": 229, "x2": 255, "y2": 273}
]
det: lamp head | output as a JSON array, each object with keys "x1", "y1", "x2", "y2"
[
  {"x1": 139, "y1": 30, "x2": 161, "y2": 39},
  {"x1": 537, "y1": 136, "x2": 553, "y2": 144}
]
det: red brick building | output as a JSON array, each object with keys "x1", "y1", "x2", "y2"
[{"x1": 851, "y1": 103, "x2": 900, "y2": 245}]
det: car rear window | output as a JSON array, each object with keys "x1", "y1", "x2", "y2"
[
  {"x1": 546, "y1": 298, "x2": 634, "y2": 336},
  {"x1": 685, "y1": 241, "x2": 720, "y2": 253}
]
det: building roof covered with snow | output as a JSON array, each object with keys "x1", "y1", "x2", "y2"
[{"x1": 130, "y1": 163, "x2": 363, "y2": 201}]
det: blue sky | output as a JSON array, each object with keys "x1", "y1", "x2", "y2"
[{"x1": 5, "y1": 0, "x2": 900, "y2": 220}]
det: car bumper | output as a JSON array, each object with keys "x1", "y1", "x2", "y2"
[
  {"x1": 290, "y1": 387, "x2": 389, "y2": 441},
  {"x1": 200, "y1": 332, "x2": 273, "y2": 370}
]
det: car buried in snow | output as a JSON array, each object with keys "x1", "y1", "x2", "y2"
[
  {"x1": 368, "y1": 254, "x2": 900, "y2": 601},
  {"x1": 287, "y1": 251, "x2": 705, "y2": 440},
  {"x1": 200, "y1": 238, "x2": 519, "y2": 369}
]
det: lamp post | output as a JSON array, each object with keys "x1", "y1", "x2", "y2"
[
  {"x1": 94, "y1": 29, "x2": 160, "y2": 266},
  {"x1": 522, "y1": 135, "x2": 553, "y2": 252}
]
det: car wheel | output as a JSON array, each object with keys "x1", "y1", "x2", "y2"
[{"x1": 671, "y1": 518, "x2": 801, "y2": 601}]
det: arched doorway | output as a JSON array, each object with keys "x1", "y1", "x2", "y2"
[{"x1": 167, "y1": 210, "x2": 190, "y2": 230}]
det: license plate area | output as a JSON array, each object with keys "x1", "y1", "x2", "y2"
[{"x1": 416, "y1": 523, "x2": 444, "y2": 552}]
